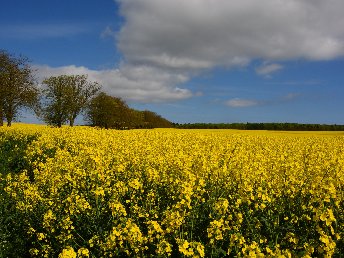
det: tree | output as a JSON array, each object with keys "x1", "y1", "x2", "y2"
[
  {"x1": 40, "y1": 76, "x2": 69, "y2": 127},
  {"x1": 41, "y1": 75, "x2": 100, "y2": 127},
  {"x1": 128, "y1": 109, "x2": 144, "y2": 128},
  {"x1": 86, "y1": 92, "x2": 174, "y2": 129},
  {"x1": 141, "y1": 110, "x2": 173, "y2": 128},
  {"x1": 64, "y1": 75, "x2": 100, "y2": 126},
  {"x1": 86, "y1": 92, "x2": 136, "y2": 129},
  {"x1": 0, "y1": 50, "x2": 38, "y2": 126}
]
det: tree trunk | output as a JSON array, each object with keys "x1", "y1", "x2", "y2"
[
  {"x1": 6, "y1": 113, "x2": 12, "y2": 127},
  {"x1": 5, "y1": 106, "x2": 14, "y2": 127},
  {"x1": 69, "y1": 114, "x2": 77, "y2": 127},
  {"x1": 0, "y1": 103, "x2": 3, "y2": 126}
]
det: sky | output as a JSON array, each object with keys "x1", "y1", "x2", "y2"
[{"x1": 1, "y1": 0, "x2": 344, "y2": 124}]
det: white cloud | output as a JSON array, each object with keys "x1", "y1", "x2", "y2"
[
  {"x1": 99, "y1": 0, "x2": 344, "y2": 102},
  {"x1": 117, "y1": 0, "x2": 344, "y2": 70},
  {"x1": 28, "y1": 1, "x2": 344, "y2": 104},
  {"x1": 225, "y1": 93, "x2": 300, "y2": 108},
  {"x1": 225, "y1": 98, "x2": 260, "y2": 108},
  {"x1": 255, "y1": 63, "x2": 283, "y2": 77},
  {"x1": 33, "y1": 64, "x2": 192, "y2": 102}
]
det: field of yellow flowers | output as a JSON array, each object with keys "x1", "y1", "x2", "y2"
[{"x1": 0, "y1": 124, "x2": 343, "y2": 257}]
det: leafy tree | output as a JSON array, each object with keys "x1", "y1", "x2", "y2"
[
  {"x1": 40, "y1": 75, "x2": 100, "y2": 127},
  {"x1": 86, "y1": 92, "x2": 136, "y2": 129},
  {"x1": 128, "y1": 109, "x2": 144, "y2": 128},
  {"x1": 64, "y1": 75, "x2": 100, "y2": 126},
  {"x1": 0, "y1": 50, "x2": 38, "y2": 126},
  {"x1": 85, "y1": 92, "x2": 115, "y2": 129},
  {"x1": 86, "y1": 92, "x2": 174, "y2": 129},
  {"x1": 40, "y1": 76, "x2": 69, "y2": 127},
  {"x1": 141, "y1": 110, "x2": 174, "y2": 128}
]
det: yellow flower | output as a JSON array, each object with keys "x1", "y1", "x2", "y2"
[
  {"x1": 177, "y1": 239, "x2": 194, "y2": 257},
  {"x1": 93, "y1": 187, "x2": 105, "y2": 197},
  {"x1": 58, "y1": 246, "x2": 77, "y2": 258},
  {"x1": 77, "y1": 247, "x2": 90, "y2": 257},
  {"x1": 2, "y1": 124, "x2": 344, "y2": 258},
  {"x1": 157, "y1": 240, "x2": 173, "y2": 256},
  {"x1": 37, "y1": 232, "x2": 45, "y2": 240}
]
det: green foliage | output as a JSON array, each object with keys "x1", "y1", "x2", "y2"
[
  {"x1": 0, "y1": 49, "x2": 38, "y2": 127},
  {"x1": 86, "y1": 92, "x2": 174, "y2": 129},
  {"x1": 40, "y1": 75, "x2": 100, "y2": 127},
  {"x1": 0, "y1": 130, "x2": 40, "y2": 257},
  {"x1": 0, "y1": 183, "x2": 30, "y2": 258},
  {"x1": 141, "y1": 110, "x2": 174, "y2": 128},
  {"x1": 0, "y1": 131, "x2": 38, "y2": 176},
  {"x1": 86, "y1": 92, "x2": 132, "y2": 129}
]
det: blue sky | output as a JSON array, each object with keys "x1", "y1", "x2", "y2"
[{"x1": 1, "y1": 0, "x2": 344, "y2": 124}]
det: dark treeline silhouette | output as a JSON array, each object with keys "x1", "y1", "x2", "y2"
[{"x1": 176, "y1": 122, "x2": 344, "y2": 131}]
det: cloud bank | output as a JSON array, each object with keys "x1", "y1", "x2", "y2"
[
  {"x1": 118, "y1": 0, "x2": 344, "y2": 69},
  {"x1": 37, "y1": 0, "x2": 344, "y2": 102},
  {"x1": 34, "y1": 64, "x2": 192, "y2": 102}
]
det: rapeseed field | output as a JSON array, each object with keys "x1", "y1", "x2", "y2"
[{"x1": 0, "y1": 124, "x2": 343, "y2": 257}]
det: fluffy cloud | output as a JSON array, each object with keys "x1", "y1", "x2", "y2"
[
  {"x1": 34, "y1": 1, "x2": 344, "y2": 103},
  {"x1": 117, "y1": 0, "x2": 344, "y2": 70},
  {"x1": 34, "y1": 64, "x2": 192, "y2": 102}
]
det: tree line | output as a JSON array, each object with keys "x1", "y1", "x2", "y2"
[
  {"x1": 2, "y1": 50, "x2": 344, "y2": 131},
  {"x1": 0, "y1": 50, "x2": 173, "y2": 129},
  {"x1": 176, "y1": 122, "x2": 344, "y2": 131}
]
